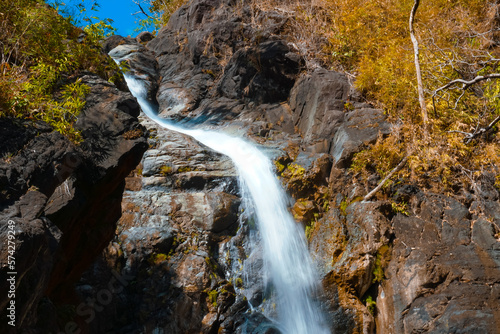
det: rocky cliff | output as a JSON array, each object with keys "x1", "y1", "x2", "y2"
[
  {"x1": 0, "y1": 74, "x2": 148, "y2": 333},
  {"x1": 2, "y1": 0, "x2": 499, "y2": 333}
]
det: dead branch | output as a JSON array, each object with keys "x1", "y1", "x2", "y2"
[
  {"x1": 364, "y1": 155, "x2": 409, "y2": 201},
  {"x1": 434, "y1": 73, "x2": 500, "y2": 93},
  {"x1": 432, "y1": 73, "x2": 500, "y2": 114},
  {"x1": 448, "y1": 115, "x2": 500, "y2": 143},
  {"x1": 132, "y1": 0, "x2": 152, "y2": 18}
]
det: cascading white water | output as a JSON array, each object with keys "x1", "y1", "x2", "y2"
[{"x1": 122, "y1": 73, "x2": 329, "y2": 334}]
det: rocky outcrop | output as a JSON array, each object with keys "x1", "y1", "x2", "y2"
[
  {"x1": 377, "y1": 194, "x2": 500, "y2": 333},
  {"x1": 77, "y1": 1, "x2": 417, "y2": 333},
  {"x1": 5, "y1": 0, "x2": 498, "y2": 333},
  {"x1": 76, "y1": 114, "x2": 242, "y2": 334},
  {"x1": 0, "y1": 74, "x2": 148, "y2": 333}
]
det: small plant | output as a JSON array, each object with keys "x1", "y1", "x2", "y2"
[
  {"x1": 159, "y1": 165, "x2": 173, "y2": 175},
  {"x1": 372, "y1": 244, "x2": 392, "y2": 283},
  {"x1": 343, "y1": 101, "x2": 355, "y2": 112},
  {"x1": 365, "y1": 295, "x2": 376, "y2": 315},
  {"x1": 391, "y1": 201, "x2": 409, "y2": 216},
  {"x1": 339, "y1": 198, "x2": 349, "y2": 216}
]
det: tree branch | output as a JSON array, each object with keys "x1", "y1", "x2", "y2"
[
  {"x1": 432, "y1": 73, "x2": 500, "y2": 115},
  {"x1": 448, "y1": 115, "x2": 500, "y2": 143},
  {"x1": 364, "y1": 155, "x2": 409, "y2": 201},
  {"x1": 132, "y1": 1, "x2": 152, "y2": 18},
  {"x1": 434, "y1": 73, "x2": 500, "y2": 94}
]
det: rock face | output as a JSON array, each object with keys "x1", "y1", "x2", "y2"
[
  {"x1": 78, "y1": 114, "x2": 243, "y2": 334},
  {"x1": 377, "y1": 195, "x2": 500, "y2": 333},
  {"x1": 81, "y1": 1, "x2": 393, "y2": 332},
  {"x1": 0, "y1": 74, "x2": 148, "y2": 333},
  {"x1": 3, "y1": 0, "x2": 500, "y2": 333},
  {"x1": 76, "y1": 0, "x2": 499, "y2": 333}
]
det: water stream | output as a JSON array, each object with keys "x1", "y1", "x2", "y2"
[{"x1": 120, "y1": 71, "x2": 329, "y2": 334}]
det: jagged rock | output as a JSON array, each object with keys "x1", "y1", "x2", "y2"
[
  {"x1": 309, "y1": 201, "x2": 393, "y2": 333},
  {"x1": 0, "y1": 74, "x2": 148, "y2": 333},
  {"x1": 289, "y1": 69, "x2": 391, "y2": 162},
  {"x1": 0, "y1": 191, "x2": 60, "y2": 330},
  {"x1": 217, "y1": 40, "x2": 303, "y2": 103},
  {"x1": 330, "y1": 108, "x2": 391, "y2": 168},
  {"x1": 290, "y1": 68, "x2": 350, "y2": 142},
  {"x1": 377, "y1": 195, "x2": 500, "y2": 333}
]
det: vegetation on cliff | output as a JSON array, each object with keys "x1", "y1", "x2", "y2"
[
  {"x1": 140, "y1": 0, "x2": 500, "y2": 196},
  {"x1": 0, "y1": 0, "x2": 120, "y2": 141},
  {"x1": 2, "y1": 0, "x2": 498, "y2": 189}
]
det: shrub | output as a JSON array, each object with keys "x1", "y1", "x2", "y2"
[{"x1": 0, "y1": 0, "x2": 120, "y2": 142}]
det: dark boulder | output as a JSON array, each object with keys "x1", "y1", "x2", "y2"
[
  {"x1": 330, "y1": 107, "x2": 391, "y2": 168},
  {"x1": 217, "y1": 40, "x2": 303, "y2": 104},
  {"x1": 136, "y1": 31, "x2": 155, "y2": 44},
  {"x1": 290, "y1": 68, "x2": 350, "y2": 142},
  {"x1": 0, "y1": 74, "x2": 148, "y2": 333},
  {"x1": 101, "y1": 34, "x2": 138, "y2": 54}
]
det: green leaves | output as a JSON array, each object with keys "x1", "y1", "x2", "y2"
[
  {"x1": 84, "y1": 18, "x2": 116, "y2": 43},
  {"x1": 0, "y1": 0, "x2": 119, "y2": 142}
]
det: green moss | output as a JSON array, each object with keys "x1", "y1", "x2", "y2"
[
  {"x1": 305, "y1": 224, "x2": 314, "y2": 240},
  {"x1": 148, "y1": 253, "x2": 168, "y2": 265},
  {"x1": 365, "y1": 295, "x2": 376, "y2": 315},
  {"x1": 286, "y1": 163, "x2": 305, "y2": 177},
  {"x1": 177, "y1": 166, "x2": 192, "y2": 172},
  {"x1": 372, "y1": 244, "x2": 392, "y2": 283},
  {"x1": 235, "y1": 277, "x2": 243, "y2": 288},
  {"x1": 339, "y1": 199, "x2": 349, "y2": 216},
  {"x1": 159, "y1": 165, "x2": 173, "y2": 175},
  {"x1": 391, "y1": 201, "x2": 409, "y2": 216},
  {"x1": 207, "y1": 289, "x2": 218, "y2": 307},
  {"x1": 343, "y1": 101, "x2": 355, "y2": 112},
  {"x1": 274, "y1": 160, "x2": 286, "y2": 173}
]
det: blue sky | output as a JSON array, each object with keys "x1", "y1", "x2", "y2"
[{"x1": 50, "y1": 0, "x2": 147, "y2": 37}]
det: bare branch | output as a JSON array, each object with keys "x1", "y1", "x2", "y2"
[
  {"x1": 364, "y1": 155, "x2": 409, "y2": 201},
  {"x1": 432, "y1": 74, "x2": 500, "y2": 115},
  {"x1": 434, "y1": 73, "x2": 500, "y2": 93},
  {"x1": 448, "y1": 115, "x2": 500, "y2": 143},
  {"x1": 132, "y1": 0, "x2": 152, "y2": 18}
]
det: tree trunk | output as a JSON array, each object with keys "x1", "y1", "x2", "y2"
[{"x1": 410, "y1": 0, "x2": 428, "y2": 125}]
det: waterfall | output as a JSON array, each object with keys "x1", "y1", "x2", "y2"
[{"x1": 120, "y1": 72, "x2": 329, "y2": 334}]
